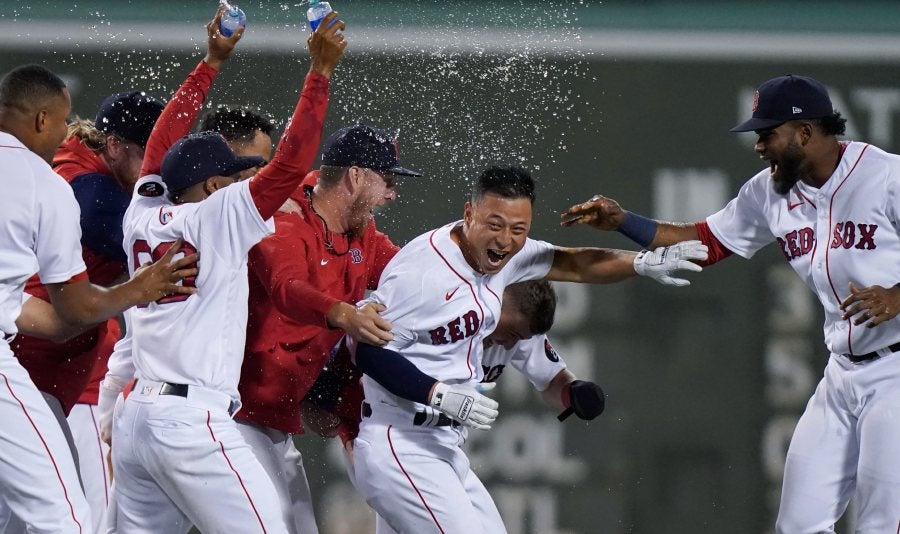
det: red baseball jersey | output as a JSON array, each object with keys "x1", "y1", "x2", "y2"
[{"x1": 237, "y1": 173, "x2": 398, "y2": 434}]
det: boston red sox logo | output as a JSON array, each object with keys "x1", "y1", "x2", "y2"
[
  {"x1": 428, "y1": 310, "x2": 480, "y2": 345},
  {"x1": 752, "y1": 90, "x2": 760, "y2": 112},
  {"x1": 349, "y1": 248, "x2": 363, "y2": 264}
]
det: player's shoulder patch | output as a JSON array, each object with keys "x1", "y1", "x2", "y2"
[
  {"x1": 544, "y1": 338, "x2": 559, "y2": 362},
  {"x1": 138, "y1": 181, "x2": 164, "y2": 197},
  {"x1": 158, "y1": 206, "x2": 175, "y2": 225}
]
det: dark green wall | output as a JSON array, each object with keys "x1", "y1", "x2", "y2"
[{"x1": 5, "y1": 28, "x2": 898, "y2": 533}]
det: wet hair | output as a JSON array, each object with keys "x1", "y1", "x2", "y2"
[
  {"x1": 504, "y1": 280, "x2": 557, "y2": 335},
  {"x1": 813, "y1": 110, "x2": 847, "y2": 137},
  {"x1": 317, "y1": 164, "x2": 348, "y2": 188},
  {"x1": 65, "y1": 117, "x2": 106, "y2": 151},
  {"x1": 0, "y1": 64, "x2": 66, "y2": 113},
  {"x1": 198, "y1": 105, "x2": 275, "y2": 143},
  {"x1": 471, "y1": 165, "x2": 536, "y2": 204}
]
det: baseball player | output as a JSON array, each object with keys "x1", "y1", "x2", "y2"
[
  {"x1": 316, "y1": 279, "x2": 603, "y2": 534},
  {"x1": 561, "y1": 74, "x2": 900, "y2": 533},
  {"x1": 0, "y1": 64, "x2": 193, "y2": 534},
  {"x1": 199, "y1": 105, "x2": 275, "y2": 175},
  {"x1": 7, "y1": 89, "x2": 163, "y2": 534},
  {"x1": 349, "y1": 165, "x2": 707, "y2": 533},
  {"x1": 235, "y1": 123, "x2": 419, "y2": 534},
  {"x1": 104, "y1": 9, "x2": 346, "y2": 533}
]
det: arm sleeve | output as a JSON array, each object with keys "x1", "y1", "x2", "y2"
[
  {"x1": 140, "y1": 60, "x2": 219, "y2": 178},
  {"x1": 105, "y1": 309, "x2": 135, "y2": 381},
  {"x1": 693, "y1": 221, "x2": 734, "y2": 266},
  {"x1": 70, "y1": 173, "x2": 129, "y2": 263},
  {"x1": 355, "y1": 342, "x2": 437, "y2": 405},
  {"x1": 248, "y1": 72, "x2": 330, "y2": 220},
  {"x1": 248, "y1": 223, "x2": 339, "y2": 326}
]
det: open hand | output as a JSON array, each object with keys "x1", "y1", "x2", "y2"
[{"x1": 840, "y1": 282, "x2": 900, "y2": 328}]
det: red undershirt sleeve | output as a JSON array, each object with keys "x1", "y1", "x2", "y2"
[
  {"x1": 694, "y1": 221, "x2": 734, "y2": 266},
  {"x1": 248, "y1": 72, "x2": 330, "y2": 220},
  {"x1": 140, "y1": 60, "x2": 219, "y2": 178}
]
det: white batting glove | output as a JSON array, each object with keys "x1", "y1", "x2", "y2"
[
  {"x1": 429, "y1": 382, "x2": 499, "y2": 430},
  {"x1": 97, "y1": 375, "x2": 128, "y2": 445},
  {"x1": 633, "y1": 240, "x2": 708, "y2": 287}
]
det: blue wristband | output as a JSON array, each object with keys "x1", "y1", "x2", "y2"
[{"x1": 616, "y1": 211, "x2": 658, "y2": 247}]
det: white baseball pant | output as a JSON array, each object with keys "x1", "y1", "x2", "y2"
[
  {"x1": 353, "y1": 402, "x2": 506, "y2": 534},
  {"x1": 236, "y1": 420, "x2": 319, "y2": 534},
  {"x1": 110, "y1": 380, "x2": 288, "y2": 533},
  {"x1": 68, "y1": 403, "x2": 111, "y2": 534},
  {"x1": 776, "y1": 353, "x2": 900, "y2": 533},
  {"x1": 0, "y1": 342, "x2": 91, "y2": 533}
]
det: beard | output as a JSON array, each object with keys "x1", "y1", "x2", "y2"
[
  {"x1": 346, "y1": 196, "x2": 374, "y2": 237},
  {"x1": 771, "y1": 140, "x2": 806, "y2": 195}
]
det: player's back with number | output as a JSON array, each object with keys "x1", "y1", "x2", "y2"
[{"x1": 123, "y1": 172, "x2": 270, "y2": 395}]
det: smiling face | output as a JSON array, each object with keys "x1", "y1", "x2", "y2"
[
  {"x1": 754, "y1": 122, "x2": 811, "y2": 195},
  {"x1": 459, "y1": 192, "x2": 533, "y2": 275}
]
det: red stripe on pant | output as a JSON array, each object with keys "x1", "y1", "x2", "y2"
[
  {"x1": 387, "y1": 425, "x2": 446, "y2": 533},
  {"x1": 205, "y1": 411, "x2": 268, "y2": 533},
  {"x1": 1, "y1": 372, "x2": 83, "y2": 533}
]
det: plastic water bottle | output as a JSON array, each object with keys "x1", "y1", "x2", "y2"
[
  {"x1": 307, "y1": 0, "x2": 333, "y2": 31},
  {"x1": 219, "y1": 1, "x2": 246, "y2": 37}
]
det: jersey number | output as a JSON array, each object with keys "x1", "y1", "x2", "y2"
[{"x1": 132, "y1": 239, "x2": 198, "y2": 306}]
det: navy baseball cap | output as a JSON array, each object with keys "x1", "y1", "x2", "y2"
[
  {"x1": 731, "y1": 75, "x2": 833, "y2": 132},
  {"x1": 95, "y1": 91, "x2": 164, "y2": 148},
  {"x1": 160, "y1": 132, "x2": 264, "y2": 192},
  {"x1": 322, "y1": 124, "x2": 422, "y2": 177}
]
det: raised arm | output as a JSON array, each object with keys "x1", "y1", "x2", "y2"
[
  {"x1": 247, "y1": 12, "x2": 346, "y2": 220},
  {"x1": 140, "y1": 7, "x2": 242, "y2": 177}
]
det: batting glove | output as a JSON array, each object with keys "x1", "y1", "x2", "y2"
[
  {"x1": 558, "y1": 380, "x2": 606, "y2": 421},
  {"x1": 633, "y1": 240, "x2": 707, "y2": 287},
  {"x1": 429, "y1": 382, "x2": 499, "y2": 431}
]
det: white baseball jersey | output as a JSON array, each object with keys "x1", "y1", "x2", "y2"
[
  {"x1": 708, "y1": 140, "x2": 900, "y2": 532},
  {"x1": 0, "y1": 132, "x2": 91, "y2": 532},
  {"x1": 360, "y1": 221, "x2": 555, "y2": 405},
  {"x1": 0, "y1": 132, "x2": 85, "y2": 337},
  {"x1": 707, "y1": 141, "x2": 900, "y2": 356},
  {"x1": 122, "y1": 175, "x2": 274, "y2": 400},
  {"x1": 481, "y1": 335, "x2": 567, "y2": 390}
]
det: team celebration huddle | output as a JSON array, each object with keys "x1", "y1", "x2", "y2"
[{"x1": 2, "y1": 4, "x2": 900, "y2": 534}]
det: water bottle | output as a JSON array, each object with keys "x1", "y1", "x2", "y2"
[
  {"x1": 219, "y1": 1, "x2": 246, "y2": 37},
  {"x1": 307, "y1": 0, "x2": 333, "y2": 31}
]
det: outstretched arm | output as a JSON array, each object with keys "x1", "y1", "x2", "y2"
[
  {"x1": 247, "y1": 12, "x2": 346, "y2": 220},
  {"x1": 15, "y1": 294, "x2": 87, "y2": 343},
  {"x1": 560, "y1": 195, "x2": 700, "y2": 247},
  {"x1": 546, "y1": 241, "x2": 707, "y2": 287},
  {"x1": 45, "y1": 240, "x2": 198, "y2": 327},
  {"x1": 139, "y1": 7, "x2": 242, "y2": 177}
]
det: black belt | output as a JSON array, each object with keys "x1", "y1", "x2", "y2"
[
  {"x1": 361, "y1": 401, "x2": 459, "y2": 428},
  {"x1": 845, "y1": 341, "x2": 900, "y2": 363},
  {"x1": 139, "y1": 381, "x2": 237, "y2": 415},
  {"x1": 158, "y1": 382, "x2": 189, "y2": 397}
]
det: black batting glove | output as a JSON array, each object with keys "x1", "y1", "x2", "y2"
[{"x1": 558, "y1": 380, "x2": 606, "y2": 422}]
